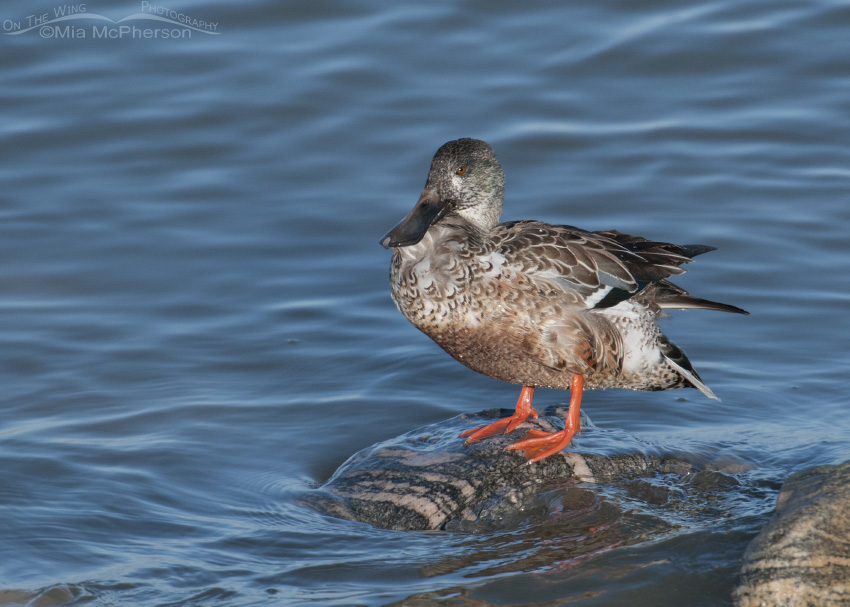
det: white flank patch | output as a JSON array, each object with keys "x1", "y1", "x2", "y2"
[
  {"x1": 583, "y1": 285, "x2": 614, "y2": 309},
  {"x1": 599, "y1": 301, "x2": 660, "y2": 376}
]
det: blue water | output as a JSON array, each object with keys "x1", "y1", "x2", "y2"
[{"x1": 1, "y1": 0, "x2": 849, "y2": 605}]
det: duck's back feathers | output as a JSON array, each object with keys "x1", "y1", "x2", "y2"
[
  {"x1": 494, "y1": 221, "x2": 639, "y2": 291},
  {"x1": 490, "y1": 221, "x2": 747, "y2": 314},
  {"x1": 590, "y1": 229, "x2": 707, "y2": 281}
]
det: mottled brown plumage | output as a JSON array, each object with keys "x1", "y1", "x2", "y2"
[{"x1": 381, "y1": 138, "x2": 747, "y2": 462}]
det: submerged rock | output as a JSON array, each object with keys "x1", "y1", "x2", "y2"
[
  {"x1": 733, "y1": 461, "x2": 850, "y2": 607},
  {"x1": 303, "y1": 407, "x2": 738, "y2": 533}
]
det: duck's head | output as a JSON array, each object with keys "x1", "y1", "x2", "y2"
[{"x1": 381, "y1": 138, "x2": 505, "y2": 248}]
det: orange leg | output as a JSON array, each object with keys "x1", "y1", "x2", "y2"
[
  {"x1": 460, "y1": 385, "x2": 538, "y2": 443},
  {"x1": 508, "y1": 373, "x2": 583, "y2": 464}
]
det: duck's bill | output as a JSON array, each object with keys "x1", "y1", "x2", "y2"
[{"x1": 380, "y1": 191, "x2": 448, "y2": 248}]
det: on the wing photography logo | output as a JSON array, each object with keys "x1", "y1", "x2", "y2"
[{"x1": 3, "y1": 2, "x2": 219, "y2": 39}]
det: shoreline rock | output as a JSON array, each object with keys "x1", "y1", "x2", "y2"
[
  {"x1": 302, "y1": 408, "x2": 737, "y2": 532},
  {"x1": 303, "y1": 411, "x2": 850, "y2": 599},
  {"x1": 733, "y1": 461, "x2": 850, "y2": 607}
]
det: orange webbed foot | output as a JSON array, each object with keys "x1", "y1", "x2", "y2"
[
  {"x1": 460, "y1": 386, "x2": 537, "y2": 444},
  {"x1": 507, "y1": 427, "x2": 578, "y2": 463},
  {"x1": 508, "y1": 373, "x2": 584, "y2": 464},
  {"x1": 460, "y1": 409, "x2": 538, "y2": 443}
]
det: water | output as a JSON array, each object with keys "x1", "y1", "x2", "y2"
[{"x1": 1, "y1": 0, "x2": 848, "y2": 604}]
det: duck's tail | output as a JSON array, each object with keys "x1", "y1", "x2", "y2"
[
  {"x1": 646, "y1": 280, "x2": 749, "y2": 315},
  {"x1": 657, "y1": 332, "x2": 720, "y2": 401}
]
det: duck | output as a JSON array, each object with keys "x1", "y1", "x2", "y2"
[{"x1": 380, "y1": 138, "x2": 748, "y2": 463}]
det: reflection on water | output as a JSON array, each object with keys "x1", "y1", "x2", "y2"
[{"x1": 1, "y1": 0, "x2": 849, "y2": 604}]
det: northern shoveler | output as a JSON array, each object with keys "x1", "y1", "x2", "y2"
[{"x1": 381, "y1": 138, "x2": 747, "y2": 463}]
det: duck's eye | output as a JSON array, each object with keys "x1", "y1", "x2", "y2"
[{"x1": 456, "y1": 166, "x2": 466, "y2": 175}]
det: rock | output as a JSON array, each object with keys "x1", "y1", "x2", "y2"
[
  {"x1": 733, "y1": 461, "x2": 850, "y2": 607},
  {"x1": 302, "y1": 407, "x2": 736, "y2": 533}
]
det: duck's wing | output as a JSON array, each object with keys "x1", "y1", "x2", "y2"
[
  {"x1": 490, "y1": 220, "x2": 701, "y2": 310},
  {"x1": 590, "y1": 229, "x2": 712, "y2": 280}
]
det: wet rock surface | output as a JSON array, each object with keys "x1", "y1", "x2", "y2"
[
  {"x1": 733, "y1": 461, "x2": 850, "y2": 607},
  {"x1": 303, "y1": 408, "x2": 742, "y2": 535}
]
